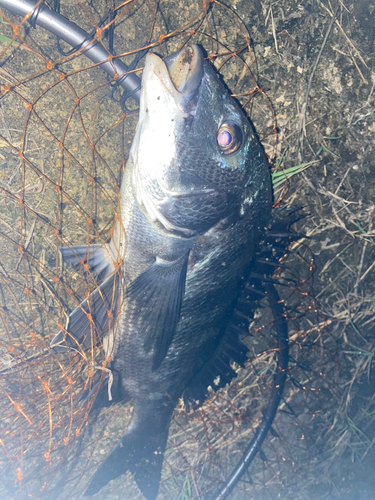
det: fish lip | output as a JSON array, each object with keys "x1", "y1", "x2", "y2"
[{"x1": 144, "y1": 45, "x2": 204, "y2": 111}]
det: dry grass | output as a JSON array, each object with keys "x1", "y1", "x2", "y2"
[{"x1": 0, "y1": 0, "x2": 374, "y2": 499}]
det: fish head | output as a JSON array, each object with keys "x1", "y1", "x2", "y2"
[{"x1": 131, "y1": 45, "x2": 271, "y2": 237}]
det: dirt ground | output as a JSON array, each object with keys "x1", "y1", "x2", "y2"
[{"x1": 0, "y1": 1, "x2": 374, "y2": 499}]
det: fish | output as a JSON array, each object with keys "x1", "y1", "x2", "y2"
[{"x1": 50, "y1": 44, "x2": 272, "y2": 500}]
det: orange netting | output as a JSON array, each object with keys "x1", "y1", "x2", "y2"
[{"x1": 0, "y1": 2, "x2": 320, "y2": 499}]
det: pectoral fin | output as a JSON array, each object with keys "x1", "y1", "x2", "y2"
[{"x1": 126, "y1": 252, "x2": 189, "y2": 371}]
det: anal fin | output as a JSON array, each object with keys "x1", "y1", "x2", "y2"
[{"x1": 81, "y1": 367, "x2": 127, "y2": 412}]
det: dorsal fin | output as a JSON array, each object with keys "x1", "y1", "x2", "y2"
[{"x1": 183, "y1": 206, "x2": 304, "y2": 407}]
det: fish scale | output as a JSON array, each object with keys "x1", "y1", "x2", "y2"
[{"x1": 51, "y1": 44, "x2": 272, "y2": 500}]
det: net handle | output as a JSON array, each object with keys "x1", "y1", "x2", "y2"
[{"x1": 0, "y1": 0, "x2": 141, "y2": 103}]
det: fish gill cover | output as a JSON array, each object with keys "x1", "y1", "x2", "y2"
[{"x1": 0, "y1": 1, "x2": 374, "y2": 500}]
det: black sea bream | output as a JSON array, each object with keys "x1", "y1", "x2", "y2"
[{"x1": 51, "y1": 45, "x2": 272, "y2": 499}]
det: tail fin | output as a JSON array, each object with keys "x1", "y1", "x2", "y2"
[{"x1": 84, "y1": 425, "x2": 168, "y2": 500}]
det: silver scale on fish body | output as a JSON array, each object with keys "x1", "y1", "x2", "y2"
[
  {"x1": 0, "y1": 2, "x2": 296, "y2": 499},
  {"x1": 50, "y1": 43, "x2": 274, "y2": 500}
]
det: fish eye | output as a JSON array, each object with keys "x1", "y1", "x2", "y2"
[{"x1": 217, "y1": 122, "x2": 242, "y2": 155}]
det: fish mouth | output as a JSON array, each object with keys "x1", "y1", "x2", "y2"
[
  {"x1": 165, "y1": 45, "x2": 203, "y2": 104},
  {"x1": 135, "y1": 45, "x2": 215, "y2": 237},
  {"x1": 145, "y1": 44, "x2": 204, "y2": 114}
]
